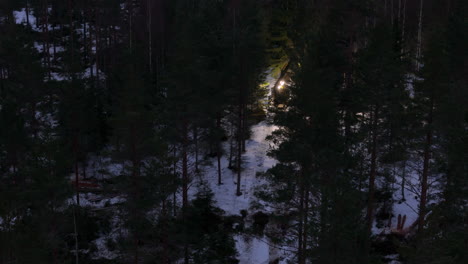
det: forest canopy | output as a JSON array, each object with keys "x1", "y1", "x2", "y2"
[{"x1": 0, "y1": 0, "x2": 466, "y2": 263}]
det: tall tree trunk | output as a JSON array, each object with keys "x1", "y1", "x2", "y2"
[
  {"x1": 418, "y1": 96, "x2": 433, "y2": 232},
  {"x1": 236, "y1": 102, "x2": 242, "y2": 196},
  {"x1": 416, "y1": 0, "x2": 424, "y2": 71},
  {"x1": 131, "y1": 127, "x2": 140, "y2": 264},
  {"x1": 398, "y1": 0, "x2": 401, "y2": 24},
  {"x1": 26, "y1": 1, "x2": 30, "y2": 26},
  {"x1": 95, "y1": 7, "x2": 100, "y2": 84},
  {"x1": 194, "y1": 126, "x2": 199, "y2": 173},
  {"x1": 45, "y1": 0, "x2": 51, "y2": 80},
  {"x1": 106, "y1": 26, "x2": 110, "y2": 50},
  {"x1": 184, "y1": 246, "x2": 189, "y2": 264},
  {"x1": 89, "y1": 4, "x2": 94, "y2": 80},
  {"x1": 229, "y1": 123, "x2": 234, "y2": 168},
  {"x1": 173, "y1": 145, "x2": 177, "y2": 217},
  {"x1": 70, "y1": 0, "x2": 79, "y2": 205},
  {"x1": 69, "y1": 0, "x2": 74, "y2": 76},
  {"x1": 43, "y1": 0, "x2": 52, "y2": 80},
  {"x1": 36, "y1": 7, "x2": 40, "y2": 28},
  {"x1": 51, "y1": 207, "x2": 59, "y2": 264},
  {"x1": 42, "y1": 0, "x2": 47, "y2": 70},
  {"x1": 401, "y1": 159, "x2": 407, "y2": 200},
  {"x1": 402, "y1": 0, "x2": 407, "y2": 55},
  {"x1": 302, "y1": 188, "x2": 309, "y2": 260},
  {"x1": 367, "y1": 105, "x2": 379, "y2": 233},
  {"x1": 391, "y1": 0, "x2": 394, "y2": 25},
  {"x1": 52, "y1": 24, "x2": 56, "y2": 59},
  {"x1": 74, "y1": 135, "x2": 80, "y2": 205},
  {"x1": 384, "y1": 0, "x2": 387, "y2": 18},
  {"x1": 128, "y1": 0, "x2": 133, "y2": 49},
  {"x1": 73, "y1": 205, "x2": 80, "y2": 264},
  {"x1": 182, "y1": 120, "x2": 189, "y2": 264},
  {"x1": 217, "y1": 114, "x2": 222, "y2": 185},
  {"x1": 182, "y1": 118, "x2": 188, "y2": 208},
  {"x1": 182, "y1": 119, "x2": 188, "y2": 209},
  {"x1": 297, "y1": 170, "x2": 305, "y2": 264},
  {"x1": 147, "y1": 0, "x2": 153, "y2": 74},
  {"x1": 161, "y1": 199, "x2": 169, "y2": 264},
  {"x1": 241, "y1": 101, "x2": 246, "y2": 152},
  {"x1": 83, "y1": 7, "x2": 87, "y2": 65}
]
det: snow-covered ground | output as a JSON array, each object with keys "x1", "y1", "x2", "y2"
[
  {"x1": 196, "y1": 121, "x2": 278, "y2": 216},
  {"x1": 13, "y1": 9, "x2": 106, "y2": 82},
  {"x1": 192, "y1": 120, "x2": 280, "y2": 264},
  {"x1": 372, "y1": 158, "x2": 436, "y2": 236},
  {"x1": 74, "y1": 118, "x2": 281, "y2": 262},
  {"x1": 189, "y1": 72, "x2": 289, "y2": 263},
  {"x1": 235, "y1": 235, "x2": 271, "y2": 264}
]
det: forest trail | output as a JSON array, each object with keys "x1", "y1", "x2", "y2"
[
  {"x1": 197, "y1": 120, "x2": 277, "y2": 216},
  {"x1": 194, "y1": 112, "x2": 279, "y2": 263}
]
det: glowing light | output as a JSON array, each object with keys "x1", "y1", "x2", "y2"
[{"x1": 278, "y1": 80, "x2": 285, "y2": 89}]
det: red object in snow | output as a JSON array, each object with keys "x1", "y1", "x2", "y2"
[{"x1": 71, "y1": 179, "x2": 101, "y2": 190}]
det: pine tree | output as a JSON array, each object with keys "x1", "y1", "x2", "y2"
[
  {"x1": 109, "y1": 47, "x2": 157, "y2": 263},
  {"x1": 0, "y1": 17, "x2": 73, "y2": 263},
  {"x1": 171, "y1": 190, "x2": 238, "y2": 264},
  {"x1": 402, "y1": 1, "x2": 467, "y2": 262}
]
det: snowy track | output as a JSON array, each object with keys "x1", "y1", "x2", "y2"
[
  {"x1": 198, "y1": 121, "x2": 277, "y2": 216},
  {"x1": 193, "y1": 120, "x2": 278, "y2": 263}
]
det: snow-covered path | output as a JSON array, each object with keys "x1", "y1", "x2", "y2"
[
  {"x1": 197, "y1": 121, "x2": 277, "y2": 216},
  {"x1": 194, "y1": 120, "x2": 278, "y2": 263}
]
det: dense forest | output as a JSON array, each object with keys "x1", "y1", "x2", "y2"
[{"x1": 0, "y1": 0, "x2": 466, "y2": 263}]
